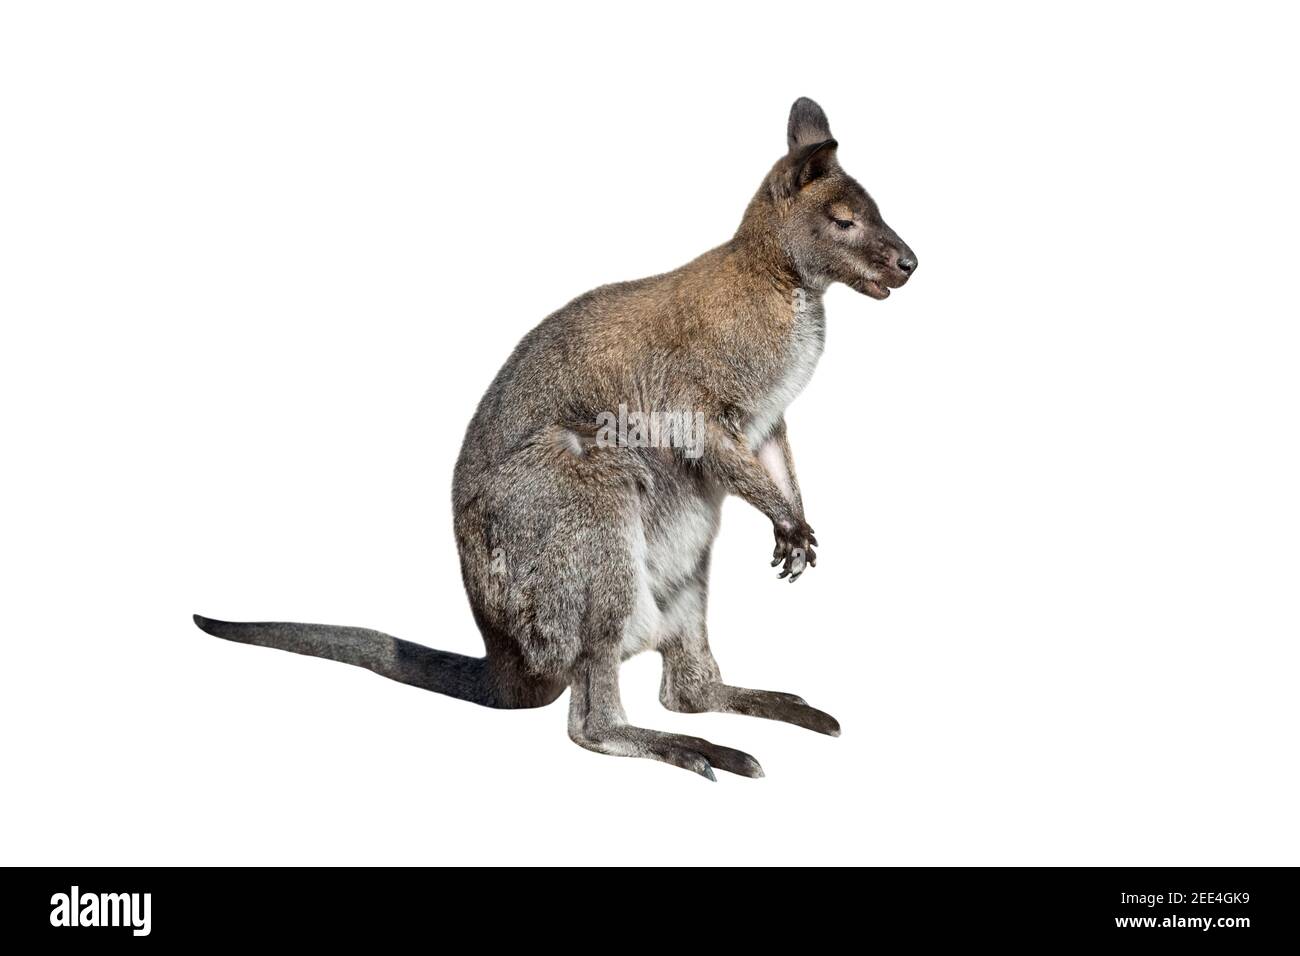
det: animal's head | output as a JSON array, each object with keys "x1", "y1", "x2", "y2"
[{"x1": 764, "y1": 97, "x2": 916, "y2": 299}]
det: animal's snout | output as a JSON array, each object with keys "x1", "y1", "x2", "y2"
[{"x1": 896, "y1": 253, "x2": 917, "y2": 275}]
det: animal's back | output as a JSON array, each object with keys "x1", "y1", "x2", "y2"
[{"x1": 451, "y1": 245, "x2": 736, "y2": 513}]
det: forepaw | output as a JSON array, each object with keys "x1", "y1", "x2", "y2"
[{"x1": 771, "y1": 519, "x2": 818, "y2": 582}]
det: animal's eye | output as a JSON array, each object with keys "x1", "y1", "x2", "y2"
[{"x1": 832, "y1": 218, "x2": 854, "y2": 230}]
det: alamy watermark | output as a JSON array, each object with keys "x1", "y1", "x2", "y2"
[
  {"x1": 594, "y1": 403, "x2": 706, "y2": 459},
  {"x1": 50, "y1": 886, "x2": 151, "y2": 936},
  {"x1": 793, "y1": 286, "x2": 811, "y2": 315}
]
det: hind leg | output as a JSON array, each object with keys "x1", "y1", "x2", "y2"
[
  {"x1": 567, "y1": 647, "x2": 764, "y2": 780},
  {"x1": 565, "y1": 523, "x2": 763, "y2": 781},
  {"x1": 658, "y1": 580, "x2": 841, "y2": 737},
  {"x1": 468, "y1": 431, "x2": 764, "y2": 780}
]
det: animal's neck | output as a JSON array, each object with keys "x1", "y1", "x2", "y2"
[{"x1": 731, "y1": 197, "x2": 805, "y2": 297}]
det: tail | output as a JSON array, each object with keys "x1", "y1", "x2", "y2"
[{"x1": 192, "y1": 614, "x2": 497, "y2": 707}]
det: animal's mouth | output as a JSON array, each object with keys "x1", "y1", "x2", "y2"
[
  {"x1": 862, "y1": 278, "x2": 891, "y2": 300},
  {"x1": 850, "y1": 264, "x2": 912, "y2": 300},
  {"x1": 849, "y1": 274, "x2": 894, "y2": 299}
]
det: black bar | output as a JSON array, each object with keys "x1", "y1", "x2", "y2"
[{"x1": 5, "y1": 867, "x2": 1294, "y2": 945}]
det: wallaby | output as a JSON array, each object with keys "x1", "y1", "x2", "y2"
[{"x1": 195, "y1": 97, "x2": 917, "y2": 780}]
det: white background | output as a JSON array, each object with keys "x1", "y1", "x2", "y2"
[{"x1": 2, "y1": 2, "x2": 1297, "y2": 866}]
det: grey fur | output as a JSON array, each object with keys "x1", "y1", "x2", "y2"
[
  {"x1": 195, "y1": 97, "x2": 916, "y2": 780},
  {"x1": 192, "y1": 615, "x2": 493, "y2": 704},
  {"x1": 787, "y1": 95, "x2": 833, "y2": 150}
]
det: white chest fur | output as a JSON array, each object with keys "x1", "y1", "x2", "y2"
[
  {"x1": 620, "y1": 493, "x2": 721, "y2": 659},
  {"x1": 745, "y1": 292, "x2": 826, "y2": 447}
]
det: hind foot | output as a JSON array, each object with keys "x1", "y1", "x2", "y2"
[
  {"x1": 570, "y1": 724, "x2": 764, "y2": 781},
  {"x1": 664, "y1": 683, "x2": 841, "y2": 737}
]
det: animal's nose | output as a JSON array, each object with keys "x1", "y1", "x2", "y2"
[{"x1": 896, "y1": 254, "x2": 917, "y2": 275}]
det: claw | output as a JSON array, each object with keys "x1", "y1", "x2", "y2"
[{"x1": 771, "y1": 519, "x2": 818, "y2": 580}]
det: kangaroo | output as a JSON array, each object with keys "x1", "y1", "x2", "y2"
[{"x1": 194, "y1": 97, "x2": 917, "y2": 780}]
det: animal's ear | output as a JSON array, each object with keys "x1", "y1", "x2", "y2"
[
  {"x1": 771, "y1": 138, "x2": 839, "y2": 200},
  {"x1": 787, "y1": 97, "x2": 833, "y2": 152},
  {"x1": 794, "y1": 139, "x2": 839, "y2": 187}
]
